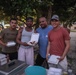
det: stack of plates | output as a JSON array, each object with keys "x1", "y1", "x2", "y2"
[{"x1": 47, "y1": 67, "x2": 62, "y2": 75}]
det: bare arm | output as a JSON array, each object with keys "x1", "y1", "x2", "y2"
[
  {"x1": 59, "y1": 40, "x2": 70, "y2": 61},
  {"x1": 0, "y1": 38, "x2": 6, "y2": 46},
  {"x1": 0, "y1": 32, "x2": 6, "y2": 46},
  {"x1": 16, "y1": 29, "x2": 29, "y2": 46},
  {"x1": 46, "y1": 42, "x2": 50, "y2": 60}
]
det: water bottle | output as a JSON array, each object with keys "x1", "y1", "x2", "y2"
[{"x1": 68, "y1": 69, "x2": 73, "y2": 75}]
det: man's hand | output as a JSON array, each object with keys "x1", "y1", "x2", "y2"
[
  {"x1": 28, "y1": 41, "x2": 37, "y2": 46},
  {"x1": 46, "y1": 54, "x2": 50, "y2": 61},
  {"x1": 22, "y1": 42, "x2": 29, "y2": 46},
  {"x1": 3, "y1": 43, "x2": 7, "y2": 47},
  {"x1": 30, "y1": 41, "x2": 35, "y2": 44},
  {"x1": 57, "y1": 56, "x2": 64, "y2": 62},
  {"x1": 46, "y1": 54, "x2": 48, "y2": 61}
]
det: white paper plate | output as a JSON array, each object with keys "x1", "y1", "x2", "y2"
[
  {"x1": 7, "y1": 41, "x2": 16, "y2": 47},
  {"x1": 48, "y1": 55, "x2": 60, "y2": 64}
]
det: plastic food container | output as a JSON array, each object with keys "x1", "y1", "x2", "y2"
[{"x1": 25, "y1": 66, "x2": 46, "y2": 75}]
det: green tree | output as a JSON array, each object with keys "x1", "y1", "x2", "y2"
[{"x1": 0, "y1": 0, "x2": 76, "y2": 27}]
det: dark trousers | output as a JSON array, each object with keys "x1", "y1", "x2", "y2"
[
  {"x1": 35, "y1": 53, "x2": 49, "y2": 68},
  {"x1": 2, "y1": 52, "x2": 18, "y2": 60}
]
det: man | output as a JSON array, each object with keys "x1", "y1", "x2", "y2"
[
  {"x1": 35, "y1": 17, "x2": 53, "y2": 66},
  {"x1": 46, "y1": 15, "x2": 70, "y2": 71},
  {"x1": 0, "y1": 18, "x2": 18, "y2": 60},
  {"x1": 16, "y1": 17, "x2": 34, "y2": 65}
]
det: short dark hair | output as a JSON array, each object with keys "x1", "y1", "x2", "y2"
[
  {"x1": 39, "y1": 16, "x2": 47, "y2": 21},
  {"x1": 10, "y1": 18, "x2": 17, "y2": 22},
  {"x1": 26, "y1": 17, "x2": 33, "y2": 21}
]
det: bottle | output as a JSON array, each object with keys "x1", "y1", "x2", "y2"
[{"x1": 68, "y1": 69, "x2": 73, "y2": 75}]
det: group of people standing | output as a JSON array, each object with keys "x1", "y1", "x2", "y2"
[
  {"x1": 0, "y1": 15, "x2": 70, "y2": 72},
  {"x1": 36, "y1": 15, "x2": 70, "y2": 72}
]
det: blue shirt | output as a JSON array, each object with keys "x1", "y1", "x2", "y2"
[{"x1": 36, "y1": 25, "x2": 53, "y2": 58}]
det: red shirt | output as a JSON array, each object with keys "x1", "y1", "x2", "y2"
[{"x1": 48, "y1": 27, "x2": 70, "y2": 56}]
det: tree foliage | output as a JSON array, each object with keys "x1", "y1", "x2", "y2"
[{"x1": 0, "y1": 0, "x2": 76, "y2": 27}]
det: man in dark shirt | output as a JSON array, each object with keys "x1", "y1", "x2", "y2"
[{"x1": 0, "y1": 18, "x2": 18, "y2": 60}]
